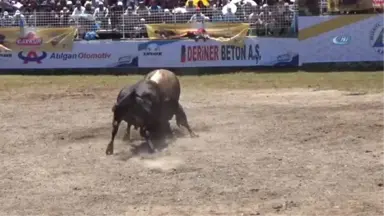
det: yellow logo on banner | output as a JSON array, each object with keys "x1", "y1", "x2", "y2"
[
  {"x1": 0, "y1": 27, "x2": 77, "y2": 52},
  {"x1": 145, "y1": 23, "x2": 249, "y2": 47}
]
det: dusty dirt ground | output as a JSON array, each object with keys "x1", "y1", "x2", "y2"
[{"x1": 0, "y1": 86, "x2": 383, "y2": 216}]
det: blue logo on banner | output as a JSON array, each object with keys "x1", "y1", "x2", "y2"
[
  {"x1": 369, "y1": 22, "x2": 384, "y2": 55},
  {"x1": 332, "y1": 35, "x2": 351, "y2": 45},
  {"x1": 18, "y1": 51, "x2": 47, "y2": 64},
  {"x1": 138, "y1": 40, "x2": 178, "y2": 52}
]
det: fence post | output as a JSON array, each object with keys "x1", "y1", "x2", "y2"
[
  {"x1": 122, "y1": 8, "x2": 125, "y2": 39},
  {"x1": 34, "y1": 10, "x2": 37, "y2": 27}
]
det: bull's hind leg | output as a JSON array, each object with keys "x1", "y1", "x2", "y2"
[
  {"x1": 165, "y1": 121, "x2": 174, "y2": 139},
  {"x1": 140, "y1": 128, "x2": 157, "y2": 153},
  {"x1": 106, "y1": 119, "x2": 121, "y2": 155},
  {"x1": 175, "y1": 103, "x2": 198, "y2": 138},
  {"x1": 123, "y1": 122, "x2": 132, "y2": 141}
]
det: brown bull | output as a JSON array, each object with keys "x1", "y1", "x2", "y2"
[{"x1": 124, "y1": 69, "x2": 198, "y2": 140}]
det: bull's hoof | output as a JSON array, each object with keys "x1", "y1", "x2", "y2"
[
  {"x1": 148, "y1": 148, "x2": 157, "y2": 154},
  {"x1": 105, "y1": 147, "x2": 114, "y2": 155},
  {"x1": 190, "y1": 132, "x2": 199, "y2": 138}
]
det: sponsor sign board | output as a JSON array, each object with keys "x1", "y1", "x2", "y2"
[
  {"x1": 0, "y1": 27, "x2": 76, "y2": 51},
  {"x1": 299, "y1": 14, "x2": 383, "y2": 64},
  {"x1": 138, "y1": 38, "x2": 298, "y2": 68},
  {"x1": 0, "y1": 41, "x2": 138, "y2": 69}
]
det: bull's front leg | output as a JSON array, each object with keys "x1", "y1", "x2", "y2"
[
  {"x1": 106, "y1": 119, "x2": 121, "y2": 155},
  {"x1": 175, "y1": 103, "x2": 198, "y2": 138}
]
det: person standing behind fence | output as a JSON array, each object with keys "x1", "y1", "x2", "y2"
[
  {"x1": 13, "y1": 10, "x2": 26, "y2": 27},
  {"x1": 93, "y1": 1, "x2": 109, "y2": 28},
  {"x1": 110, "y1": 1, "x2": 123, "y2": 30},
  {"x1": 188, "y1": 7, "x2": 207, "y2": 23},
  {"x1": 1, "y1": 11, "x2": 15, "y2": 26},
  {"x1": 72, "y1": 1, "x2": 85, "y2": 16}
]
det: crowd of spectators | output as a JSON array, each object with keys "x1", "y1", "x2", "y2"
[{"x1": 0, "y1": 0, "x2": 297, "y2": 39}]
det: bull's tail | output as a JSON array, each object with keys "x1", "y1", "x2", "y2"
[{"x1": 112, "y1": 103, "x2": 117, "y2": 112}]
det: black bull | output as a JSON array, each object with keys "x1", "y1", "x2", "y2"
[{"x1": 105, "y1": 72, "x2": 197, "y2": 155}]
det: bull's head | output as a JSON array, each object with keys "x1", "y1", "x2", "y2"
[
  {"x1": 114, "y1": 89, "x2": 153, "y2": 117},
  {"x1": 134, "y1": 92, "x2": 153, "y2": 114}
]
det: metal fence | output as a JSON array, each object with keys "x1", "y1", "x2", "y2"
[{"x1": 0, "y1": 5, "x2": 298, "y2": 39}]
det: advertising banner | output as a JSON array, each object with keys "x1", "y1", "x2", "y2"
[
  {"x1": 299, "y1": 14, "x2": 383, "y2": 65},
  {"x1": 138, "y1": 38, "x2": 298, "y2": 68},
  {"x1": 373, "y1": 0, "x2": 384, "y2": 8},
  {"x1": 145, "y1": 22, "x2": 249, "y2": 45},
  {"x1": 327, "y1": 0, "x2": 379, "y2": 12},
  {"x1": 0, "y1": 27, "x2": 77, "y2": 52},
  {"x1": 0, "y1": 41, "x2": 138, "y2": 69}
]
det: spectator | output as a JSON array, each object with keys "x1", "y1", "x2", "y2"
[
  {"x1": 133, "y1": 17, "x2": 146, "y2": 37},
  {"x1": 84, "y1": 1, "x2": 94, "y2": 14},
  {"x1": 123, "y1": 6, "x2": 138, "y2": 36},
  {"x1": 134, "y1": 1, "x2": 150, "y2": 17},
  {"x1": 248, "y1": 5, "x2": 264, "y2": 35},
  {"x1": 222, "y1": 5, "x2": 239, "y2": 22},
  {"x1": 185, "y1": 0, "x2": 195, "y2": 12},
  {"x1": 1, "y1": 11, "x2": 15, "y2": 26},
  {"x1": 172, "y1": 1, "x2": 187, "y2": 13},
  {"x1": 60, "y1": 6, "x2": 71, "y2": 25},
  {"x1": 261, "y1": 4, "x2": 276, "y2": 35},
  {"x1": 188, "y1": 7, "x2": 206, "y2": 23},
  {"x1": 110, "y1": 1, "x2": 123, "y2": 30},
  {"x1": 48, "y1": 9, "x2": 59, "y2": 26},
  {"x1": 72, "y1": 1, "x2": 85, "y2": 16},
  {"x1": 0, "y1": 0, "x2": 299, "y2": 39},
  {"x1": 67, "y1": 1, "x2": 74, "y2": 11},
  {"x1": 13, "y1": 10, "x2": 26, "y2": 26},
  {"x1": 211, "y1": 7, "x2": 223, "y2": 22},
  {"x1": 124, "y1": 5, "x2": 134, "y2": 15},
  {"x1": 162, "y1": 8, "x2": 174, "y2": 23},
  {"x1": 161, "y1": 0, "x2": 174, "y2": 10},
  {"x1": 93, "y1": 1, "x2": 109, "y2": 28},
  {"x1": 148, "y1": 0, "x2": 161, "y2": 13},
  {"x1": 84, "y1": 22, "x2": 100, "y2": 40}
]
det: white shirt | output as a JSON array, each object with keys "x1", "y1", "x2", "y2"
[{"x1": 72, "y1": 6, "x2": 85, "y2": 16}]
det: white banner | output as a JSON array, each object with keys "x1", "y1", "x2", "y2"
[
  {"x1": 299, "y1": 14, "x2": 384, "y2": 65},
  {"x1": 138, "y1": 38, "x2": 298, "y2": 68},
  {"x1": 0, "y1": 41, "x2": 138, "y2": 69},
  {"x1": 0, "y1": 38, "x2": 299, "y2": 69}
]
